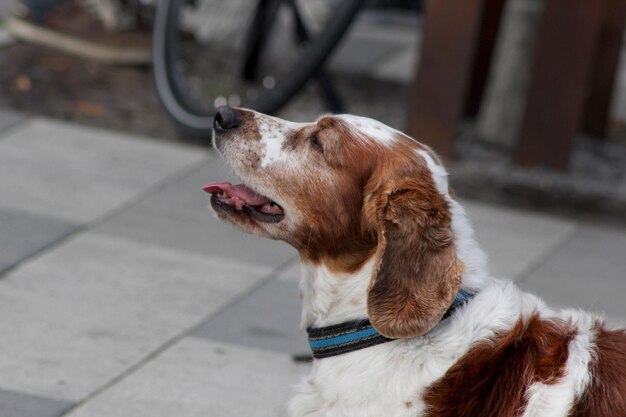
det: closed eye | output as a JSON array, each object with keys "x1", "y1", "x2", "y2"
[{"x1": 311, "y1": 133, "x2": 323, "y2": 152}]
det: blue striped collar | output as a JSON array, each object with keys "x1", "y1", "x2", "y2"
[{"x1": 306, "y1": 289, "x2": 474, "y2": 359}]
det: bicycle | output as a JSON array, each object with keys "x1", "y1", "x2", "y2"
[{"x1": 152, "y1": 0, "x2": 365, "y2": 137}]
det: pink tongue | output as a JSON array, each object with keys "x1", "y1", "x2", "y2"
[{"x1": 202, "y1": 181, "x2": 271, "y2": 206}]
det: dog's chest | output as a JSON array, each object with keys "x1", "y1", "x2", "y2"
[{"x1": 288, "y1": 341, "x2": 453, "y2": 417}]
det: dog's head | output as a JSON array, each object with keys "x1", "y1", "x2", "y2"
[{"x1": 205, "y1": 107, "x2": 464, "y2": 338}]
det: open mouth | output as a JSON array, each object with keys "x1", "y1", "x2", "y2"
[{"x1": 202, "y1": 181, "x2": 285, "y2": 223}]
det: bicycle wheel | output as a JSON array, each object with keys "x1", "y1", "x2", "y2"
[{"x1": 152, "y1": 0, "x2": 365, "y2": 137}]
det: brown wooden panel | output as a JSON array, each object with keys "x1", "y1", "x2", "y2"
[
  {"x1": 515, "y1": 0, "x2": 606, "y2": 169},
  {"x1": 405, "y1": 0, "x2": 490, "y2": 160},
  {"x1": 582, "y1": 0, "x2": 626, "y2": 138},
  {"x1": 464, "y1": 0, "x2": 508, "y2": 117}
]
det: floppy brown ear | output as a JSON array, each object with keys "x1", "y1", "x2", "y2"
[{"x1": 366, "y1": 177, "x2": 464, "y2": 339}]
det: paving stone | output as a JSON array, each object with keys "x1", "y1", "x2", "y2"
[
  {"x1": 275, "y1": 261, "x2": 302, "y2": 284},
  {"x1": 330, "y1": 15, "x2": 418, "y2": 80},
  {"x1": 0, "y1": 207, "x2": 78, "y2": 275},
  {"x1": 64, "y1": 338, "x2": 307, "y2": 417},
  {"x1": 519, "y1": 226, "x2": 626, "y2": 322},
  {"x1": 371, "y1": 47, "x2": 418, "y2": 84},
  {"x1": 461, "y1": 200, "x2": 578, "y2": 280},
  {"x1": 0, "y1": 108, "x2": 25, "y2": 132},
  {"x1": 0, "y1": 389, "x2": 73, "y2": 417},
  {"x1": 0, "y1": 118, "x2": 208, "y2": 222},
  {"x1": 330, "y1": 32, "x2": 404, "y2": 77},
  {"x1": 604, "y1": 313, "x2": 626, "y2": 330},
  {"x1": 0, "y1": 232, "x2": 272, "y2": 401},
  {"x1": 193, "y1": 262, "x2": 308, "y2": 355},
  {"x1": 0, "y1": 0, "x2": 19, "y2": 18},
  {"x1": 94, "y1": 161, "x2": 297, "y2": 267}
]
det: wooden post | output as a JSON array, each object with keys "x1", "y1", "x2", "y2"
[
  {"x1": 406, "y1": 0, "x2": 499, "y2": 160},
  {"x1": 582, "y1": 0, "x2": 626, "y2": 138},
  {"x1": 464, "y1": 0, "x2": 508, "y2": 117},
  {"x1": 514, "y1": 0, "x2": 606, "y2": 169}
]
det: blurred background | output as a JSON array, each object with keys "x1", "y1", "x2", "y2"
[{"x1": 0, "y1": 0, "x2": 625, "y2": 416}]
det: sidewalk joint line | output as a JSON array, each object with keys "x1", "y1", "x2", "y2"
[
  {"x1": 186, "y1": 256, "x2": 300, "y2": 333},
  {"x1": 514, "y1": 226, "x2": 582, "y2": 284},
  {"x1": 0, "y1": 156, "x2": 212, "y2": 280},
  {"x1": 57, "y1": 256, "x2": 298, "y2": 416}
]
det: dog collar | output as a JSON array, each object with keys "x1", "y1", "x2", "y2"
[{"x1": 306, "y1": 289, "x2": 474, "y2": 359}]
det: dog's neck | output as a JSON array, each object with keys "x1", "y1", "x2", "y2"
[
  {"x1": 299, "y1": 199, "x2": 490, "y2": 329},
  {"x1": 299, "y1": 259, "x2": 374, "y2": 329}
]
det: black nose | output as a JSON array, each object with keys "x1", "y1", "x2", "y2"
[{"x1": 214, "y1": 106, "x2": 240, "y2": 131}]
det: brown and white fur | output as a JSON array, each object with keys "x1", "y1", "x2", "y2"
[{"x1": 207, "y1": 107, "x2": 626, "y2": 417}]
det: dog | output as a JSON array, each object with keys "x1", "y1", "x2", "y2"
[{"x1": 204, "y1": 106, "x2": 626, "y2": 417}]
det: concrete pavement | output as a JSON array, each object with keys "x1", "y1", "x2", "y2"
[{"x1": 0, "y1": 111, "x2": 625, "y2": 417}]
